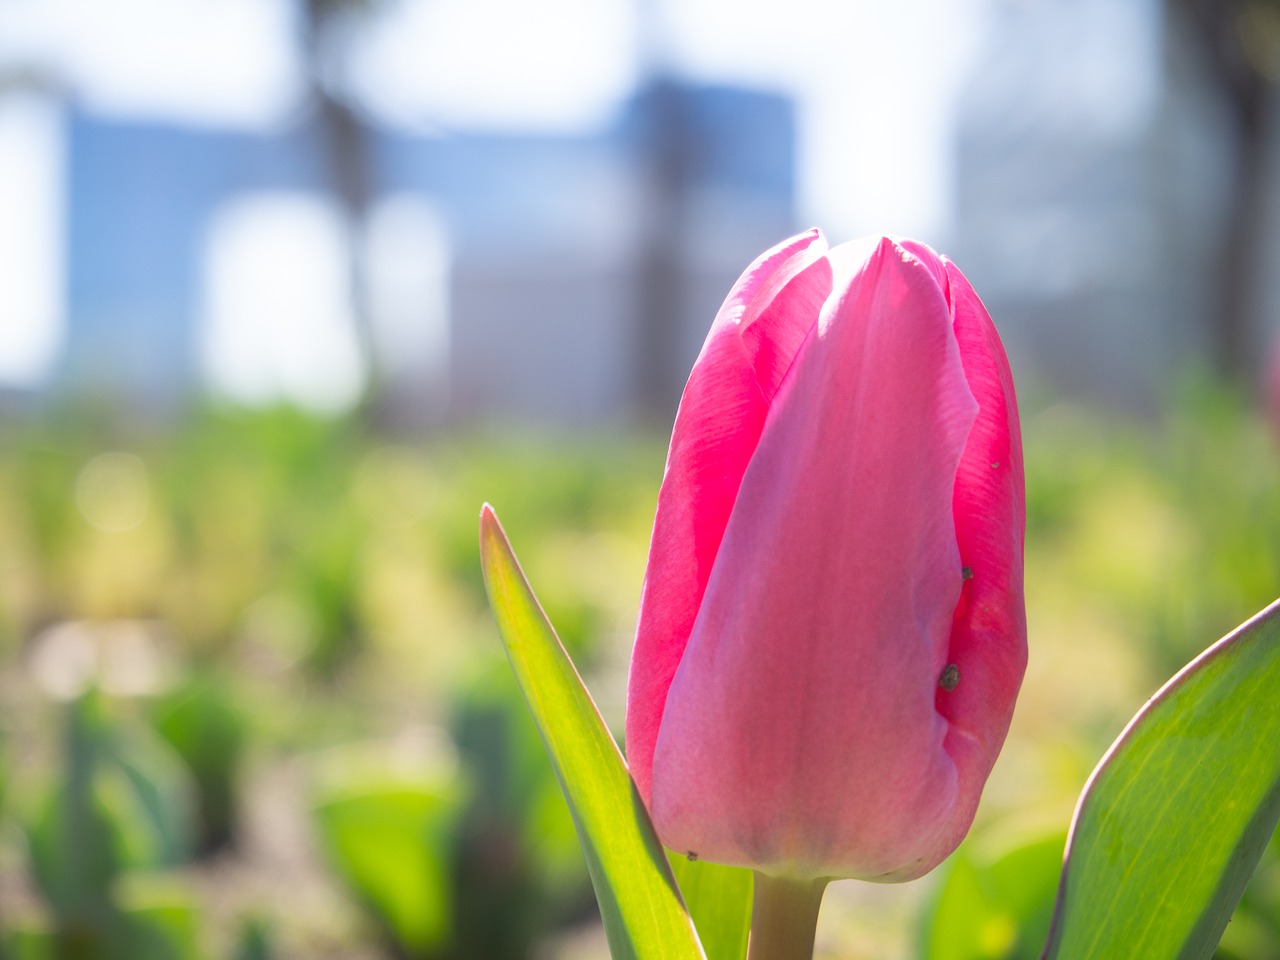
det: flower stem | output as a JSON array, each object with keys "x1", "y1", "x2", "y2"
[{"x1": 746, "y1": 872, "x2": 828, "y2": 960}]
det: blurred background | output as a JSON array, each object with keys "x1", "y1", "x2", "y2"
[{"x1": 1, "y1": 0, "x2": 1279, "y2": 957}]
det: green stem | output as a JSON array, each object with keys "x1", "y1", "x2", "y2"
[{"x1": 747, "y1": 872, "x2": 828, "y2": 960}]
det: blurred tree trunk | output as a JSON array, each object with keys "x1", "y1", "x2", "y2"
[
  {"x1": 632, "y1": 0, "x2": 695, "y2": 423},
  {"x1": 301, "y1": 0, "x2": 379, "y2": 399},
  {"x1": 634, "y1": 78, "x2": 692, "y2": 424},
  {"x1": 1171, "y1": 0, "x2": 1279, "y2": 381}
]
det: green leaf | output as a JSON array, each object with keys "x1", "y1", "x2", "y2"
[
  {"x1": 151, "y1": 671, "x2": 247, "y2": 852},
  {"x1": 4, "y1": 925, "x2": 55, "y2": 960},
  {"x1": 1043, "y1": 598, "x2": 1280, "y2": 960},
  {"x1": 920, "y1": 831, "x2": 1064, "y2": 960},
  {"x1": 668, "y1": 855, "x2": 752, "y2": 960},
  {"x1": 232, "y1": 916, "x2": 275, "y2": 960},
  {"x1": 314, "y1": 782, "x2": 460, "y2": 953},
  {"x1": 28, "y1": 692, "x2": 195, "y2": 923},
  {"x1": 99, "y1": 726, "x2": 196, "y2": 869},
  {"x1": 116, "y1": 875, "x2": 203, "y2": 960},
  {"x1": 479, "y1": 504, "x2": 704, "y2": 960}
]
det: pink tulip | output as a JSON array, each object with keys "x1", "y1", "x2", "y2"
[{"x1": 626, "y1": 230, "x2": 1026, "y2": 882}]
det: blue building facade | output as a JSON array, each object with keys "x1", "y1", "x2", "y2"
[{"x1": 54, "y1": 79, "x2": 797, "y2": 423}]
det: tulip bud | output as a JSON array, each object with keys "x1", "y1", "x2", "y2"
[{"x1": 626, "y1": 230, "x2": 1026, "y2": 882}]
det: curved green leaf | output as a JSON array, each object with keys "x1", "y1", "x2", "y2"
[
  {"x1": 668, "y1": 855, "x2": 752, "y2": 960},
  {"x1": 1043, "y1": 598, "x2": 1280, "y2": 960},
  {"x1": 479, "y1": 504, "x2": 704, "y2": 960}
]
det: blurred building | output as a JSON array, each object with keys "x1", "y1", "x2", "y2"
[
  {"x1": 952, "y1": 0, "x2": 1280, "y2": 408},
  {"x1": 11, "y1": 0, "x2": 1278, "y2": 422},
  {"x1": 15, "y1": 78, "x2": 796, "y2": 425}
]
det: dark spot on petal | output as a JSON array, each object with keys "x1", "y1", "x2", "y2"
[
  {"x1": 961, "y1": 566, "x2": 974, "y2": 580},
  {"x1": 939, "y1": 664, "x2": 960, "y2": 691},
  {"x1": 686, "y1": 851, "x2": 698, "y2": 862}
]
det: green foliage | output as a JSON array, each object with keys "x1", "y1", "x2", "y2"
[
  {"x1": 479, "y1": 505, "x2": 704, "y2": 960},
  {"x1": 230, "y1": 917, "x2": 274, "y2": 960},
  {"x1": 312, "y1": 747, "x2": 464, "y2": 957},
  {"x1": 4, "y1": 879, "x2": 204, "y2": 960},
  {"x1": 150, "y1": 671, "x2": 247, "y2": 854},
  {"x1": 1043, "y1": 599, "x2": 1280, "y2": 959},
  {"x1": 18, "y1": 692, "x2": 201, "y2": 960},
  {"x1": 667, "y1": 856, "x2": 752, "y2": 960},
  {"x1": 1020, "y1": 392, "x2": 1280, "y2": 680},
  {"x1": 114, "y1": 876, "x2": 203, "y2": 960},
  {"x1": 447, "y1": 661, "x2": 594, "y2": 959},
  {"x1": 4, "y1": 925, "x2": 56, "y2": 960},
  {"x1": 5, "y1": 394, "x2": 1280, "y2": 958},
  {"x1": 920, "y1": 832, "x2": 1065, "y2": 960},
  {"x1": 315, "y1": 787, "x2": 459, "y2": 954},
  {"x1": 28, "y1": 693, "x2": 195, "y2": 925}
]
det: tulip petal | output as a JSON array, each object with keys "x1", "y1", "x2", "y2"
[
  {"x1": 939, "y1": 259, "x2": 1027, "y2": 808},
  {"x1": 649, "y1": 238, "x2": 980, "y2": 881},
  {"x1": 626, "y1": 229, "x2": 833, "y2": 802}
]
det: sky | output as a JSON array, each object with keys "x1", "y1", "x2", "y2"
[
  {"x1": 0, "y1": 0, "x2": 985, "y2": 236},
  {"x1": 349, "y1": 0, "x2": 986, "y2": 241}
]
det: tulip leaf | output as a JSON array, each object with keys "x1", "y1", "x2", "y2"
[
  {"x1": 479, "y1": 505, "x2": 704, "y2": 960},
  {"x1": 313, "y1": 785, "x2": 458, "y2": 953},
  {"x1": 668, "y1": 855, "x2": 753, "y2": 960},
  {"x1": 1042, "y1": 597, "x2": 1280, "y2": 960}
]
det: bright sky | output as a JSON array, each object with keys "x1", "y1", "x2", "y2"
[
  {"x1": 200, "y1": 193, "x2": 364, "y2": 412},
  {"x1": 0, "y1": 0, "x2": 301, "y2": 127},
  {"x1": 352, "y1": 0, "x2": 985, "y2": 240},
  {"x1": 0, "y1": 0, "x2": 983, "y2": 235},
  {"x1": 0, "y1": 93, "x2": 63, "y2": 387}
]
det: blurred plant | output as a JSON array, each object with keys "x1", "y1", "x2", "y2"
[
  {"x1": 920, "y1": 831, "x2": 1066, "y2": 960},
  {"x1": 16, "y1": 690, "x2": 200, "y2": 959},
  {"x1": 311, "y1": 739, "x2": 465, "y2": 958},
  {"x1": 161, "y1": 406, "x2": 367, "y2": 672},
  {"x1": 1218, "y1": 831, "x2": 1280, "y2": 960},
  {"x1": 6, "y1": 395, "x2": 1280, "y2": 958},
  {"x1": 1020, "y1": 387, "x2": 1280, "y2": 680},
  {"x1": 149, "y1": 671, "x2": 248, "y2": 855},
  {"x1": 230, "y1": 916, "x2": 275, "y2": 960},
  {"x1": 446, "y1": 660, "x2": 595, "y2": 959},
  {"x1": 308, "y1": 662, "x2": 595, "y2": 960},
  {"x1": 1156, "y1": 383, "x2": 1280, "y2": 669}
]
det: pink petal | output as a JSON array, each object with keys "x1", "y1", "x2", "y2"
[
  {"x1": 938, "y1": 258, "x2": 1027, "y2": 810},
  {"x1": 626, "y1": 229, "x2": 833, "y2": 803},
  {"x1": 648, "y1": 238, "x2": 980, "y2": 880}
]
